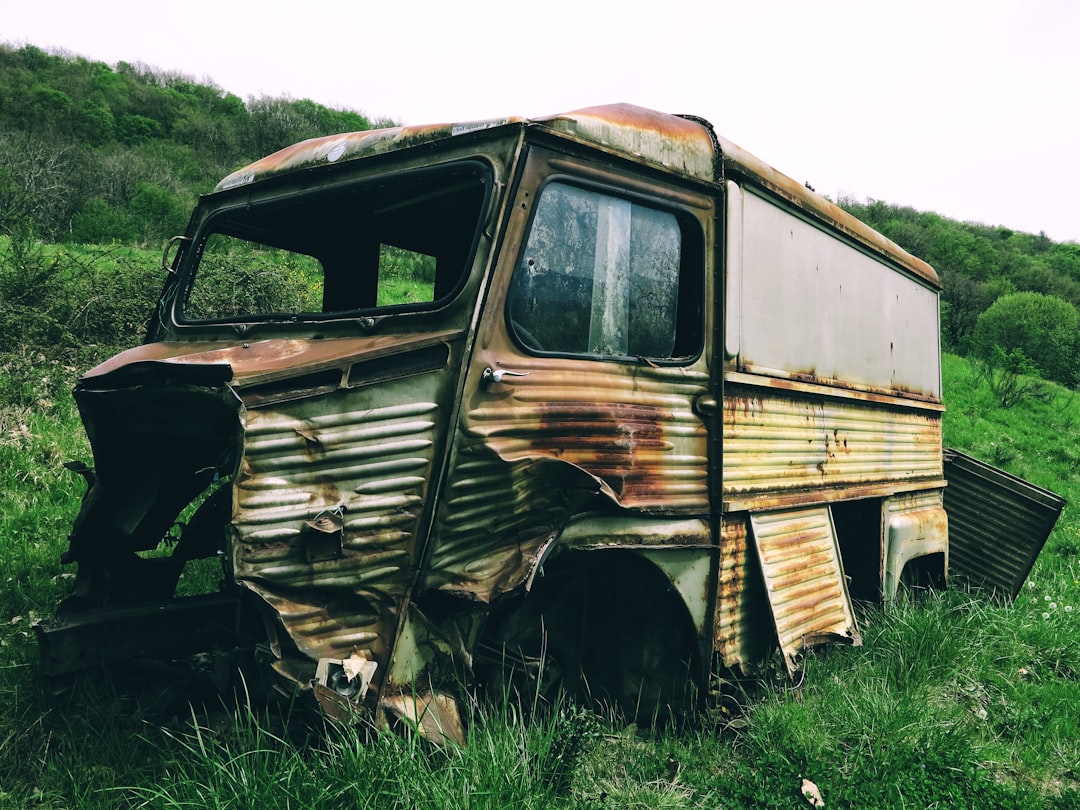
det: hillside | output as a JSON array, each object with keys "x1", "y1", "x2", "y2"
[{"x1": 0, "y1": 42, "x2": 383, "y2": 247}]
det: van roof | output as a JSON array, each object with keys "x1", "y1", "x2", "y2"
[{"x1": 215, "y1": 103, "x2": 937, "y2": 286}]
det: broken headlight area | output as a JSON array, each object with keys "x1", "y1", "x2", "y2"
[{"x1": 37, "y1": 366, "x2": 247, "y2": 691}]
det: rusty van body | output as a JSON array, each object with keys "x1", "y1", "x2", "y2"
[{"x1": 37, "y1": 104, "x2": 1063, "y2": 736}]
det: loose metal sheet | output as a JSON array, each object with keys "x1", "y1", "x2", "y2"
[
  {"x1": 944, "y1": 448, "x2": 1065, "y2": 599},
  {"x1": 749, "y1": 507, "x2": 861, "y2": 674}
]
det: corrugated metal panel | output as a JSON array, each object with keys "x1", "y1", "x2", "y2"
[
  {"x1": 462, "y1": 357, "x2": 711, "y2": 510},
  {"x1": 724, "y1": 385, "x2": 942, "y2": 500},
  {"x1": 715, "y1": 516, "x2": 772, "y2": 672},
  {"x1": 421, "y1": 451, "x2": 580, "y2": 600},
  {"x1": 750, "y1": 507, "x2": 861, "y2": 674},
  {"x1": 232, "y1": 375, "x2": 449, "y2": 671},
  {"x1": 425, "y1": 358, "x2": 711, "y2": 600},
  {"x1": 944, "y1": 448, "x2": 1065, "y2": 600}
]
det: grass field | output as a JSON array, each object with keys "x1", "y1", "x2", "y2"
[{"x1": 1, "y1": 349, "x2": 1078, "y2": 808}]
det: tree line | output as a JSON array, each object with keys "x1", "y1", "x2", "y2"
[
  {"x1": 0, "y1": 42, "x2": 384, "y2": 245},
  {"x1": 3, "y1": 42, "x2": 1080, "y2": 406}
]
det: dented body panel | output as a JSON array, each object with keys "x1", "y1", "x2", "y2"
[{"x1": 39, "y1": 104, "x2": 1059, "y2": 730}]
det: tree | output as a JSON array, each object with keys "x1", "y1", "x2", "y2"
[
  {"x1": 127, "y1": 182, "x2": 187, "y2": 243},
  {"x1": 1048, "y1": 243, "x2": 1080, "y2": 281},
  {"x1": 972, "y1": 291, "x2": 1080, "y2": 388},
  {"x1": 0, "y1": 132, "x2": 74, "y2": 237},
  {"x1": 939, "y1": 270, "x2": 1005, "y2": 351}
]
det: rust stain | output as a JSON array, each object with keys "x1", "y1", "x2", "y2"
[
  {"x1": 532, "y1": 401, "x2": 667, "y2": 499},
  {"x1": 715, "y1": 517, "x2": 771, "y2": 672},
  {"x1": 464, "y1": 358, "x2": 710, "y2": 512},
  {"x1": 82, "y1": 332, "x2": 461, "y2": 388},
  {"x1": 735, "y1": 363, "x2": 942, "y2": 405},
  {"x1": 723, "y1": 382, "x2": 943, "y2": 499}
]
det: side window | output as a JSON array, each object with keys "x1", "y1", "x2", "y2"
[{"x1": 507, "y1": 181, "x2": 701, "y2": 360}]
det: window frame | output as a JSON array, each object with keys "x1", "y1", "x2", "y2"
[
  {"x1": 505, "y1": 173, "x2": 706, "y2": 365},
  {"x1": 175, "y1": 159, "x2": 495, "y2": 327}
]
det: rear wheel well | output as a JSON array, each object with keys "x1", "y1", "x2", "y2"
[{"x1": 899, "y1": 552, "x2": 946, "y2": 592}]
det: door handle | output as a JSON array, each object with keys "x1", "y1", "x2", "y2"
[{"x1": 481, "y1": 367, "x2": 529, "y2": 388}]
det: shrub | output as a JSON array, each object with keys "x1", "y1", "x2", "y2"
[
  {"x1": 128, "y1": 181, "x2": 187, "y2": 243},
  {"x1": 69, "y1": 198, "x2": 137, "y2": 244},
  {"x1": 972, "y1": 292, "x2": 1080, "y2": 388}
]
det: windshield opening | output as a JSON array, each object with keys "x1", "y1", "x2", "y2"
[{"x1": 181, "y1": 161, "x2": 491, "y2": 323}]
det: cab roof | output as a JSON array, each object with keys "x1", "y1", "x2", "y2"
[{"x1": 214, "y1": 103, "x2": 937, "y2": 286}]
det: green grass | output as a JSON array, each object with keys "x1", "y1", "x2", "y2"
[{"x1": 1, "y1": 354, "x2": 1079, "y2": 808}]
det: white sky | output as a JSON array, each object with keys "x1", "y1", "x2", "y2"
[{"x1": 5, "y1": 0, "x2": 1079, "y2": 243}]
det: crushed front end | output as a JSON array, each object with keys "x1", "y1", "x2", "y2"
[{"x1": 38, "y1": 128, "x2": 506, "y2": 742}]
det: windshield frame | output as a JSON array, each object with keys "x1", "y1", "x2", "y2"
[{"x1": 166, "y1": 157, "x2": 496, "y2": 337}]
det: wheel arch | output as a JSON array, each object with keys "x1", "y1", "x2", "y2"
[{"x1": 480, "y1": 538, "x2": 711, "y2": 720}]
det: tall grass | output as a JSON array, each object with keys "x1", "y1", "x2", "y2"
[{"x1": 2, "y1": 342, "x2": 1079, "y2": 806}]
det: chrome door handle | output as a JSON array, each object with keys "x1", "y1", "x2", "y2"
[{"x1": 481, "y1": 367, "x2": 529, "y2": 388}]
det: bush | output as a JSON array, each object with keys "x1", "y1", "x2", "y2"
[
  {"x1": 69, "y1": 198, "x2": 137, "y2": 244},
  {"x1": 974, "y1": 346, "x2": 1052, "y2": 409},
  {"x1": 0, "y1": 234, "x2": 163, "y2": 354},
  {"x1": 128, "y1": 181, "x2": 188, "y2": 243},
  {"x1": 972, "y1": 292, "x2": 1080, "y2": 388}
]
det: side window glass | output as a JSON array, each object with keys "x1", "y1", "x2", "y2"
[{"x1": 507, "y1": 182, "x2": 698, "y2": 360}]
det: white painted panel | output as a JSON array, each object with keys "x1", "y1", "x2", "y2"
[{"x1": 734, "y1": 189, "x2": 941, "y2": 399}]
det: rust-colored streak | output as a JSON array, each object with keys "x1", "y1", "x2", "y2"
[
  {"x1": 532, "y1": 402, "x2": 668, "y2": 497},
  {"x1": 477, "y1": 373, "x2": 710, "y2": 509},
  {"x1": 723, "y1": 384, "x2": 943, "y2": 498},
  {"x1": 535, "y1": 104, "x2": 715, "y2": 182},
  {"x1": 715, "y1": 517, "x2": 771, "y2": 672},
  {"x1": 82, "y1": 333, "x2": 460, "y2": 387},
  {"x1": 738, "y1": 365, "x2": 942, "y2": 405},
  {"x1": 540, "y1": 104, "x2": 714, "y2": 150},
  {"x1": 427, "y1": 359, "x2": 709, "y2": 601}
]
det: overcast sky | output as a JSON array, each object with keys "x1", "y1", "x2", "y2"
[{"x1": 5, "y1": 1, "x2": 1079, "y2": 243}]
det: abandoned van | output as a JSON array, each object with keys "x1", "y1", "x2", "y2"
[{"x1": 38, "y1": 104, "x2": 1063, "y2": 738}]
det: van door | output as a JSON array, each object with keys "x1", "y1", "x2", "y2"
[
  {"x1": 423, "y1": 145, "x2": 716, "y2": 602},
  {"x1": 944, "y1": 448, "x2": 1065, "y2": 599}
]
